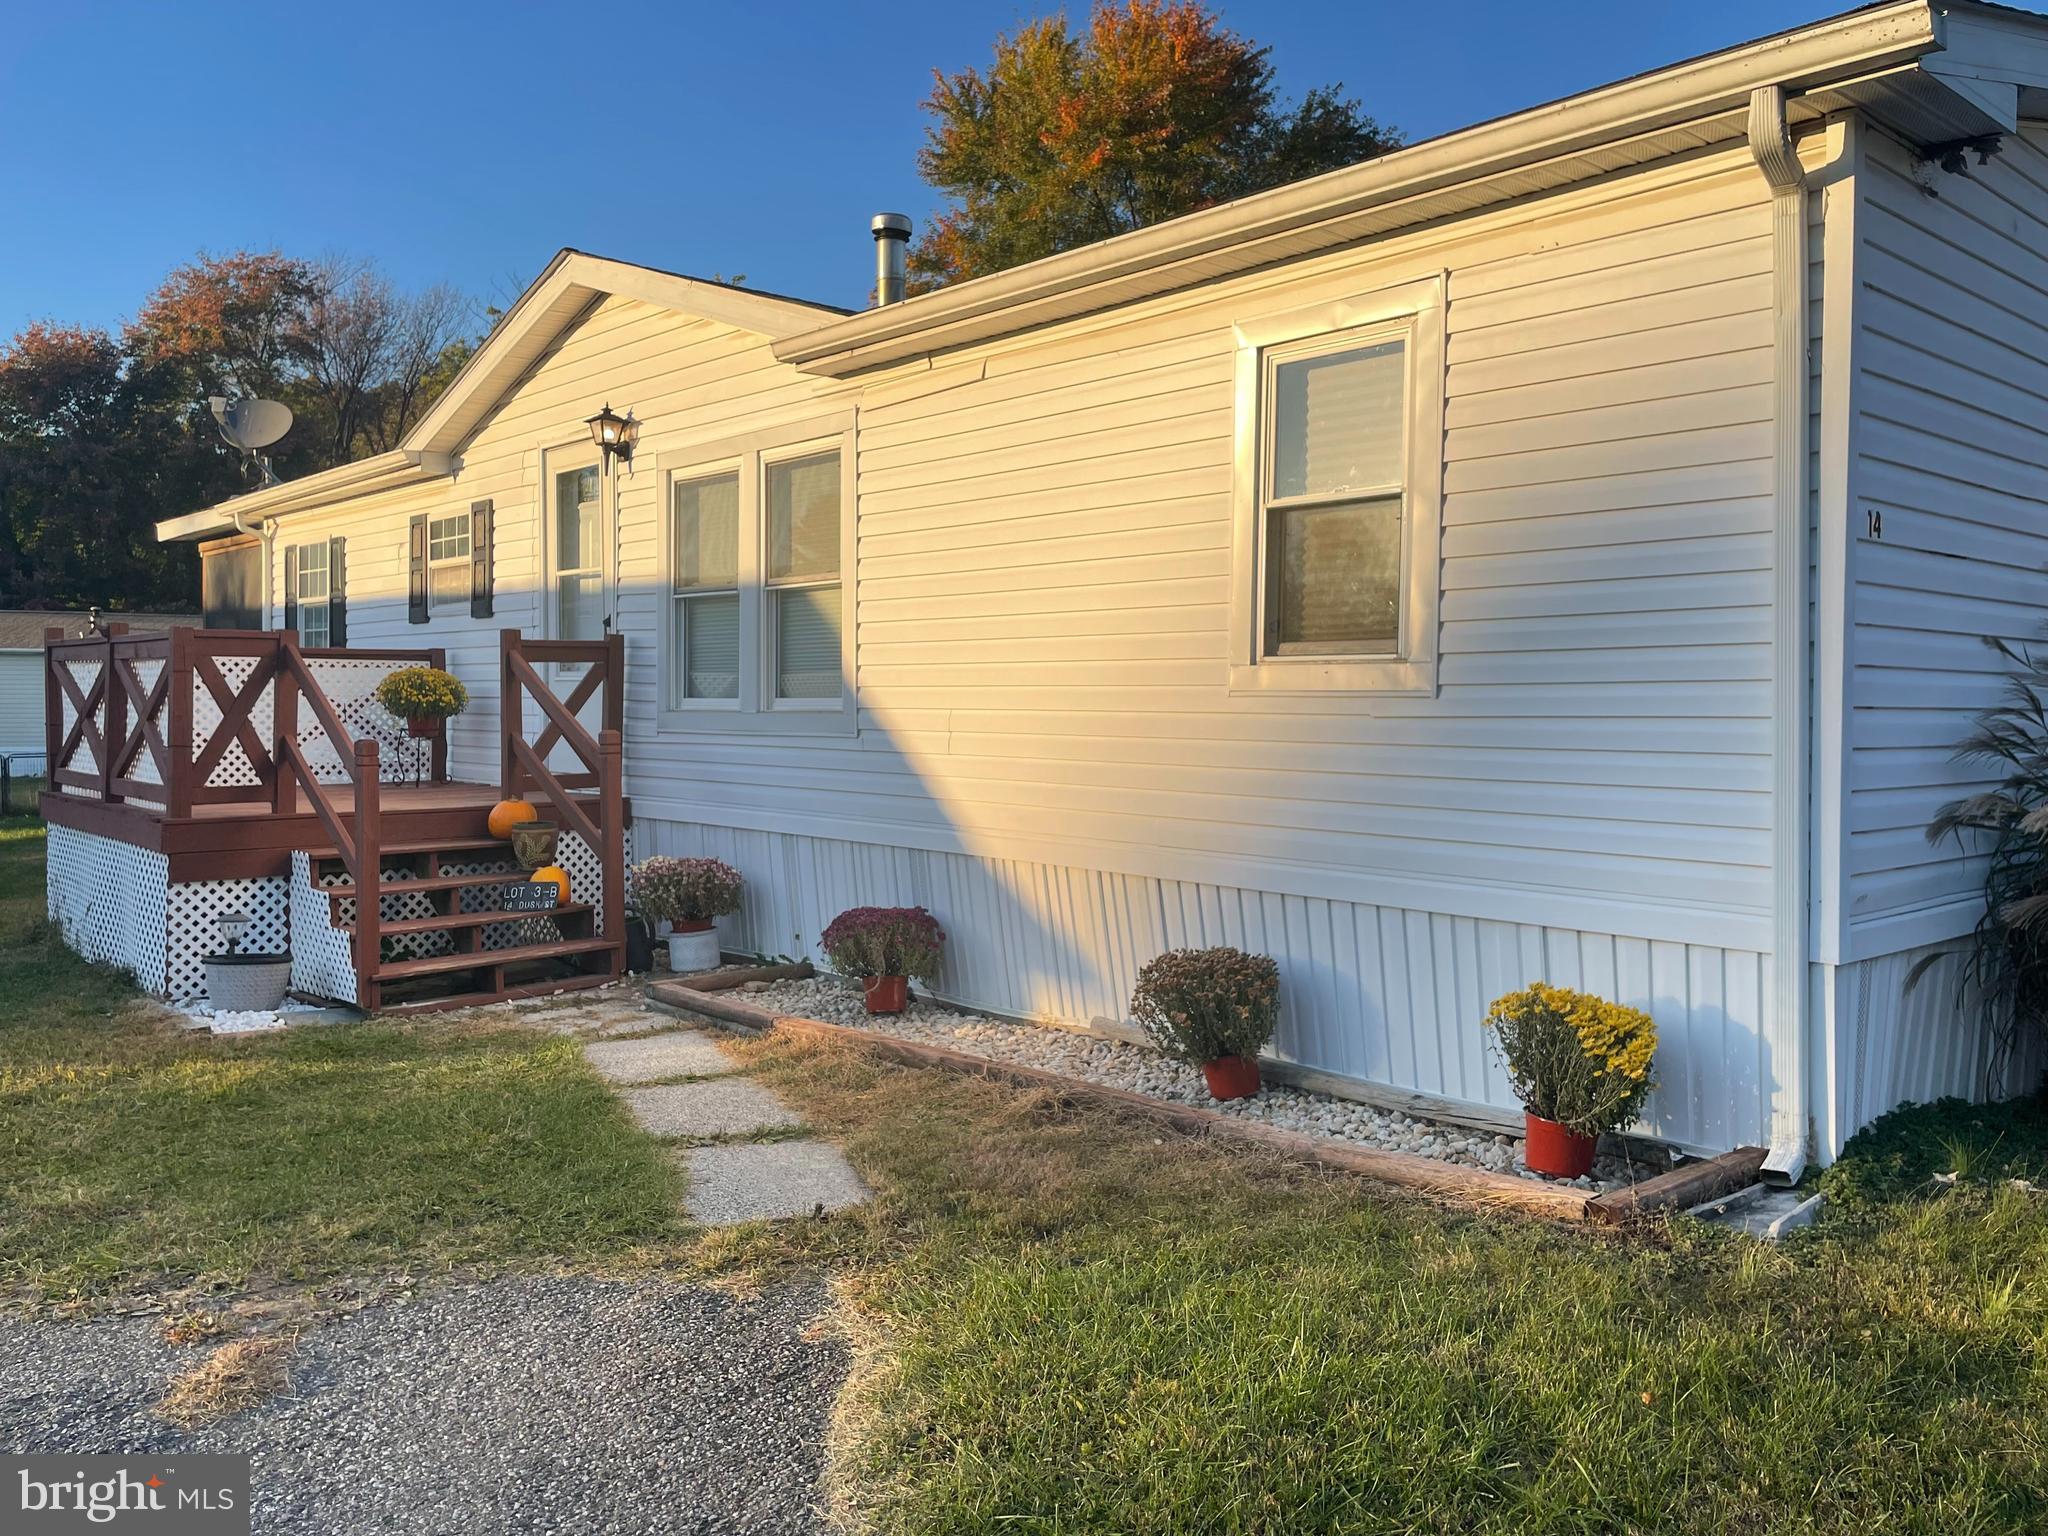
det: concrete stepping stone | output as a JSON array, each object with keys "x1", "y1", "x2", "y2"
[
  {"x1": 682, "y1": 1139, "x2": 870, "y2": 1225},
  {"x1": 621, "y1": 1079, "x2": 802, "y2": 1139},
  {"x1": 583, "y1": 1032, "x2": 738, "y2": 1084}
]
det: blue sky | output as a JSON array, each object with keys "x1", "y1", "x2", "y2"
[{"x1": 2, "y1": 1, "x2": 1863, "y2": 336}]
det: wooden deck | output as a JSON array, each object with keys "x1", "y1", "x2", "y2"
[
  {"x1": 41, "y1": 780, "x2": 629, "y2": 881},
  {"x1": 42, "y1": 624, "x2": 631, "y2": 1011}
]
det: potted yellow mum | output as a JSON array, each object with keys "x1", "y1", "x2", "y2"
[
  {"x1": 374, "y1": 665, "x2": 469, "y2": 739},
  {"x1": 1484, "y1": 983, "x2": 1657, "y2": 1178}
]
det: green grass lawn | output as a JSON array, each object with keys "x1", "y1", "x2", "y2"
[
  {"x1": 9, "y1": 816, "x2": 2048, "y2": 1531},
  {"x1": 717, "y1": 1031, "x2": 2048, "y2": 1535},
  {"x1": 0, "y1": 820, "x2": 685, "y2": 1302}
]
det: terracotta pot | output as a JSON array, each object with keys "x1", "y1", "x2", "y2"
[
  {"x1": 1523, "y1": 1112, "x2": 1597, "y2": 1178},
  {"x1": 407, "y1": 715, "x2": 442, "y2": 739},
  {"x1": 1201, "y1": 1054, "x2": 1262, "y2": 1101},
  {"x1": 863, "y1": 974, "x2": 909, "y2": 1015}
]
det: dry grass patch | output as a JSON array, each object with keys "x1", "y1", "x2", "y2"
[{"x1": 155, "y1": 1334, "x2": 296, "y2": 1427}]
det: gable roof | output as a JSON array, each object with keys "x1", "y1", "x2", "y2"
[
  {"x1": 774, "y1": 0, "x2": 2048, "y2": 375},
  {"x1": 157, "y1": 251, "x2": 848, "y2": 543}
]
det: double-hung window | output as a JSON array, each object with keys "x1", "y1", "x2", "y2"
[
  {"x1": 427, "y1": 514, "x2": 471, "y2": 614},
  {"x1": 672, "y1": 470, "x2": 741, "y2": 701},
  {"x1": 554, "y1": 463, "x2": 604, "y2": 642},
  {"x1": 660, "y1": 412, "x2": 855, "y2": 731},
  {"x1": 1231, "y1": 276, "x2": 1444, "y2": 695},
  {"x1": 766, "y1": 451, "x2": 843, "y2": 700},
  {"x1": 293, "y1": 541, "x2": 332, "y2": 648}
]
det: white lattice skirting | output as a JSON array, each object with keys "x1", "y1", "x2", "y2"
[{"x1": 46, "y1": 824, "x2": 288, "y2": 1001}]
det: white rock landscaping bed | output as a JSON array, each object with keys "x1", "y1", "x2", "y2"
[{"x1": 737, "y1": 976, "x2": 1642, "y2": 1193}]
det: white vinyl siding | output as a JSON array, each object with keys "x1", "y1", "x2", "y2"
[{"x1": 1839, "y1": 125, "x2": 2048, "y2": 958}]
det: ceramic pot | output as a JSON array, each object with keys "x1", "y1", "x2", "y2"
[
  {"x1": 862, "y1": 974, "x2": 910, "y2": 1015},
  {"x1": 1201, "y1": 1054, "x2": 1262, "y2": 1101},
  {"x1": 203, "y1": 953, "x2": 291, "y2": 1013},
  {"x1": 666, "y1": 922, "x2": 721, "y2": 973},
  {"x1": 509, "y1": 820, "x2": 559, "y2": 873},
  {"x1": 1522, "y1": 1112, "x2": 1597, "y2": 1178}
]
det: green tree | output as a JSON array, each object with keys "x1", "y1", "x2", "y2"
[
  {"x1": 0, "y1": 252, "x2": 474, "y2": 612},
  {"x1": 911, "y1": 0, "x2": 1400, "y2": 287}
]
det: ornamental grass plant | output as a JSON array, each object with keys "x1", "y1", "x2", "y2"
[
  {"x1": 1484, "y1": 982, "x2": 1657, "y2": 1137},
  {"x1": 1129, "y1": 946, "x2": 1280, "y2": 1065}
]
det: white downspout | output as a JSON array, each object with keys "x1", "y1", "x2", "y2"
[
  {"x1": 1749, "y1": 83, "x2": 1811, "y2": 1185},
  {"x1": 230, "y1": 505, "x2": 279, "y2": 629}
]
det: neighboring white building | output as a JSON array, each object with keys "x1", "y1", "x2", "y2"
[
  {"x1": 152, "y1": 2, "x2": 2048, "y2": 1161},
  {"x1": 0, "y1": 610, "x2": 195, "y2": 758}
]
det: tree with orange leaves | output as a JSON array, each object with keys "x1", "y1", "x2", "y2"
[{"x1": 910, "y1": 0, "x2": 1398, "y2": 288}]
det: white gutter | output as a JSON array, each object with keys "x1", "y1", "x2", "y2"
[
  {"x1": 154, "y1": 448, "x2": 455, "y2": 544},
  {"x1": 777, "y1": 1, "x2": 1938, "y2": 375},
  {"x1": 1749, "y1": 82, "x2": 1812, "y2": 1188}
]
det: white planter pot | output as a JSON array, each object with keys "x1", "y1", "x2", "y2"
[
  {"x1": 665, "y1": 926, "x2": 722, "y2": 974},
  {"x1": 204, "y1": 954, "x2": 292, "y2": 1013}
]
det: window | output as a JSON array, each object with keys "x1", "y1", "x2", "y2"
[
  {"x1": 766, "y1": 451, "x2": 842, "y2": 700},
  {"x1": 672, "y1": 471, "x2": 740, "y2": 702},
  {"x1": 658, "y1": 411, "x2": 855, "y2": 732},
  {"x1": 294, "y1": 541, "x2": 331, "y2": 648},
  {"x1": 1230, "y1": 277, "x2": 1444, "y2": 695},
  {"x1": 427, "y1": 514, "x2": 471, "y2": 613},
  {"x1": 553, "y1": 463, "x2": 604, "y2": 641}
]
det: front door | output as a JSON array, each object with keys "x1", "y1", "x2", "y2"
[{"x1": 547, "y1": 451, "x2": 607, "y2": 643}]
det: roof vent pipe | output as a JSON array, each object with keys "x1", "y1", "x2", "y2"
[{"x1": 871, "y1": 213, "x2": 912, "y2": 307}]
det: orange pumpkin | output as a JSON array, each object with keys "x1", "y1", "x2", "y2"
[
  {"x1": 529, "y1": 865, "x2": 570, "y2": 906},
  {"x1": 487, "y1": 798, "x2": 538, "y2": 841}
]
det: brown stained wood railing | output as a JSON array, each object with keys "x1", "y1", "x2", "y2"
[
  {"x1": 43, "y1": 622, "x2": 178, "y2": 807},
  {"x1": 500, "y1": 629, "x2": 625, "y2": 965}
]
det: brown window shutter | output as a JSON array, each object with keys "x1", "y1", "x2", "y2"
[
  {"x1": 283, "y1": 543, "x2": 299, "y2": 634},
  {"x1": 470, "y1": 499, "x2": 493, "y2": 619},
  {"x1": 408, "y1": 515, "x2": 428, "y2": 624},
  {"x1": 328, "y1": 536, "x2": 347, "y2": 648}
]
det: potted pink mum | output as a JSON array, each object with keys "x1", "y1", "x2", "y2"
[
  {"x1": 820, "y1": 906, "x2": 946, "y2": 1014},
  {"x1": 629, "y1": 857, "x2": 743, "y2": 973}
]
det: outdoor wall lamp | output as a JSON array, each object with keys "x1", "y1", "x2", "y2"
[{"x1": 585, "y1": 403, "x2": 638, "y2": 467}]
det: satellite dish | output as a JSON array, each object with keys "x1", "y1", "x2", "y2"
[{"x1": 209, "y1": 397, "x2": 293, "y2": 487}]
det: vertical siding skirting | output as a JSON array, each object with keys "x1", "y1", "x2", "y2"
[{"x1": 640, "y1": 815, "x2": 1774, "y2": 1155}]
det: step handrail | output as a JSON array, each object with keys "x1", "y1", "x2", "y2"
[{"x1": 277, "y1": 635, "x2": 381, "y2": 988}]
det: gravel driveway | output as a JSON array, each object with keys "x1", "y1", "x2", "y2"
[{"x1": 0, "y1": 1274, "x2": 846, "y2": 1535}]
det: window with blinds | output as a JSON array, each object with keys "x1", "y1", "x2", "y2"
[
  {"x1": 1261, "y1": 336, "x2": 1406, "y2": 657},
  {"x1": 672, "y1": 471, "x2": 741, "y2": 702},
  {"x1": 766, "y1": 450, "x2": 842, "y2": 700},
  {"x1": 427, "y1": 514, "x2": 471, "y2": 613}
]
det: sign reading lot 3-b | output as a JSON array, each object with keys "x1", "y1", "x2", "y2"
[{"x1": 7, "y1": 1456, "x2": 250, "y2": 1535}]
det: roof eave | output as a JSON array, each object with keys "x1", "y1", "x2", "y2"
[
  {"x1": 775, "y1": 0, "x2": 1944, "y2": 377},
  {"x1": 153, "y1": 449, "x2": 453, "y2": 543}
]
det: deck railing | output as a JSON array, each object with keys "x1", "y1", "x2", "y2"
[
  {"x1": 499, "y1": 629, "x2": 625, "y2": 952},
  {"x1": 44, "y1": 626, "x2": 445, "y2": 814}
]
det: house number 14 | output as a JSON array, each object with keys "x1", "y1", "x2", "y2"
[{"x1": 1865, "y1": 508, "x2": 1882, "y2": 539}]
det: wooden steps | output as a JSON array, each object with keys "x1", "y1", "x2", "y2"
[
  {"x1": 378, "y1": 903, "x2": 593, "y2": 938},
  {"x1": 323, "y1": 870, "x2": 526, "y2": 904},
  {"x1": 375, "y1": 935, "x2": 616, "y2": 982}
]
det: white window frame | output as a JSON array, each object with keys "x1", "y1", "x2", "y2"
[
  {"x1": 667, "y1": 459, "x2": 744, "y2": 712},
  {"x1": 656, "y1": 409, "x2": 858, "y2": 735},
  {"x1": 426, "y1": 512, "x2": 472, "y2": 615},
  {"x1": 1229, "y1": 274, "x2": 1445, "y2": 696},
  {"x1": 294, "y1": 540, "x2": 332, "y2": 649}
]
